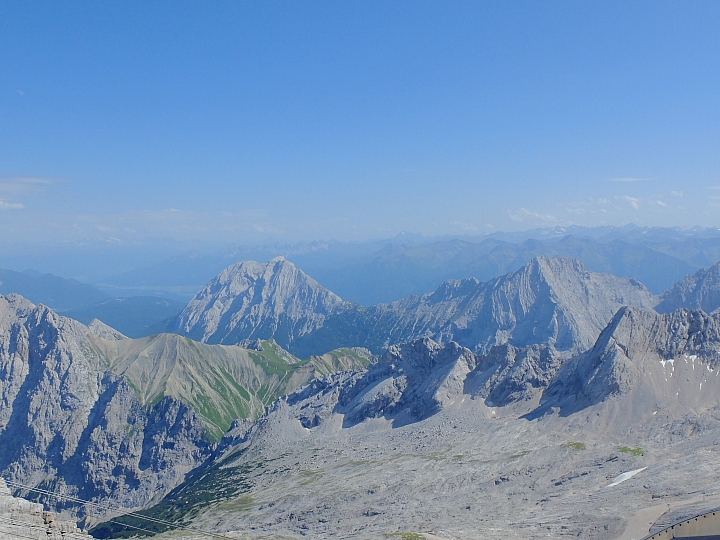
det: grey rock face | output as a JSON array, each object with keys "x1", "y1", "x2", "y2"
[
  {"x1": 362, "y1": 256, "x2": 656, "y2": 355},
  {"x1": 275, "y1": 338, "x2": 564, "y2": 431},
  {"x1": 0, "y1": 294, "x2": 213, "y2": 515},
  {"x1": 0, "y1": 478, "x2": 91, "y2": 540},
  {"x1": 656, "y1": 261, "x2": 720, "y2": 314},
  {"x1": 467, "y1": 343, "x2": 563, "y2": 407},
  {"x1": 337, "y1": 339, "x2": 479, "y2": 427},
  {"x1": 538, "y1": 306, "x2": 720, "y2": 415},
  {"x1": 176, "y1": 256, "x2": 657, "y2": 358},
  {"x1": 87, "y1": 318, "x2": 127, "y2": 340},
  {"x1": 0, "y1": 293, "x2": 372, "y2": 518},
  {"x1": 171, "y1": 257, "x2": 350, "y2": 351}
]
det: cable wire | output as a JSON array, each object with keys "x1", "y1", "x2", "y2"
[
  {"x1": 5, "y1": 479, "x2": 233, "y2": 538},
  {"x1": 2, "y1": 479, "x2": 239, "y2": 540},
  {"x1": 105, "y1": 519, "x2": 178, "y2": 537}
]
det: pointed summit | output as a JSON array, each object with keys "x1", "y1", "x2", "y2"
[
  {"x1": 171, "y1": 259, "x2": 350, "y2": 350},
  {"x1": 538, "y1": 306, "x2": 720, "y2": 415},
  {"x1": 364, "y1": 256, "x2": 657, "y2": 354},
  {"x1": 87, "y1": 318, "x2": 127, "y2": 340},
  {"x1": 656, "y1": 260, "x2": 720, "y2": 314}
]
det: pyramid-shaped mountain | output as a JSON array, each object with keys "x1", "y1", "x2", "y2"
[
  {"x1": 537, "y1": 306, "x2": 720, "y2": 416},
  {"x1": 170, "y1": 257, "x2": 352, "y2": 351},
  {"x1": 656, "y1": 260, "x2": 720, "y2": 314},
  {"x1": 180, "y1": 256, "x2": 657, "y2": 356}
]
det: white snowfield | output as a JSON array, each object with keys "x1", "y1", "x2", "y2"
[{"x1": 606, "y1": 467, "x2": 647, "y2": 488}]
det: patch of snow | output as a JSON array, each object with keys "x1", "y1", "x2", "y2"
[{"x1": 606, "y1": 467, "x2": 647, "y2": 488}]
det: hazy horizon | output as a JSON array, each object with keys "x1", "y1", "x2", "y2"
[
  {"x1": 1, "y1": 2, "x2": 719, "y2": 282},
  {"x1": 0, "y1": 222, "x2": 718, "y2": 286},
  {"x1": 2, "y1": 1, "x2": 720, "y2": 261}
]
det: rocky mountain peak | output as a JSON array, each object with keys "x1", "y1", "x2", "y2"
[
  {"x1": 87, "y1": 318, "x2": 127, "y2": 340},
  {"x1": 656, "y1": 260, "x2": 720, "y2": 314},
  {"x1": 365, "y1": 255, "x2": 657, "y2": 355},
  {"x1": 428, "y1": 277, "x2": 482, "y2": 302},
  {"x1": 537, "y1": 306, "x2": 720, "y2": 416},
  {"x1": 170, "y1": 258, "x2": 349, "y2": 349},
  {"x1": 529, "y1": 254, "x2": 585, "y2": 274},
  {"x1": 309, "y1": 338, "x2": 482, "y2": 428},
  {"x1": 381, "y1": 337, "x2": 474, "y2": 375},
  {"x1": 592, "y1": 306, "x2": 720, "y2": 361},
  {"x1": 279, "y1": 337, "x2": 564, "y2": 432}
]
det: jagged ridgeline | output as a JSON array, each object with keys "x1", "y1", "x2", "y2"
[
  {"x1": 95, "y1": 308, "x2": 720, "y2": 539},
  {"x1": 0, "y1": 294, "x2": 370, "y2": 512},
  {"x1": 655, "y1": 259, "x2": 720, "y2": 314},
  {"x1": 95, "y1": 334, "x2": 371, "y2": 439},
  {"x1": 170, "y1": 255, "x2": 658, "y2": 357}
]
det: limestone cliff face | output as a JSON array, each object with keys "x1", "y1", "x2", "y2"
[
  {"x1": 656, "y1": 261, "x2": 720, "y2": 314},
  {"x1": 0, "y1": 293, "x2": 372, "y2": 516},
  {"x1": 249, "y1": 338, "x2": 564, "y2": 433},
  {"x1": 171, "y1": 257, "x2": 350, "y2": 350},
  {"x1": 539, "y1": 307, "x2": 720, "y2": 414},
  {"x1": 359, "y1": 256, "x2": 656, "y2": 355},
  {"x1": 0, "y1": 294, "x2": 213, "y2": 514},
  {"x1": 0, "y1": 478, "x2": 91, "y2": 539},
  {"x1": 175, "y1": 256, "x2": 657, "y2": 357},
  {"x1": 337, "y1": 339, "x2": 480, "y2": 427},
  {"x1": 467, "y1": 343, "x2": 563, "y2": 407}
]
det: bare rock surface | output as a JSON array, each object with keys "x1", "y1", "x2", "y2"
[
  {"x1": 87, "y1": 318, "x2": 127, "y2": 340},
  {"x1": 0, "y1": 294, "x2": 368, "y2": 520},
  {"x1": 656, "y1": 260, "x2": 720, "y2": 314},
  {"x1": 171, "y1": 257, "x2": 350, "y2": 351},
  {"x1": 0, "y1": 294, "x2": 214, "y2": 515},
  {"x1": 357, "y1": 256, "x2": 657, "y2": 355},
  {"x1": 538, "y1": 306, "x2": 720, "y2": 416},
  {"x1": 0, "y1": 478, "x2": 91, "y2": 540},
  {"x1": 119, "y1": 311, "x2": 720, "y2": 540},
  {"x1": 173, "y1": 256, "x2": 657, "y2": 357}
]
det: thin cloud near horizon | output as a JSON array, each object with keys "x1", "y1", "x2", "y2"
[{"x1": 608, "y1": 177, "x2": 652, "y2": 183}]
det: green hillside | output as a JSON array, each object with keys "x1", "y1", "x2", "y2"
[{"x1": 90, "y1": 334, "x2": 372, "y2": 440}]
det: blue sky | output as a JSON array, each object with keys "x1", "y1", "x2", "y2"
[{"x1": 1, "y1": 1, "x2": 720, "y2": 252}]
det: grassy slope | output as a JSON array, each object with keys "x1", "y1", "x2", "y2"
[
  {"x1": 91, "y1": 334, "x2": 372, "y2": 441},
  {"x1": 88, "y1": 341, "x2": 373, "y2": 538}
]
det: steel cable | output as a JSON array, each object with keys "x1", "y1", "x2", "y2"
[{"x1": 2, "y1": 479, "x2": 239, "y2": 540}]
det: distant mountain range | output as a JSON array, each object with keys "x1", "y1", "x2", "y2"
[
  {"x1": 0, "y1": 269, "x2": 185, "y2": 337},
  {"x1": 10, "y1": 245, "x2": 720, "y2": 359},
  {"x1": 63, "y1": 296, "x2": 186, "y2": 338},
  {"x1": 0, "y1": 268, "x2": 109, "y2": 310},
  {"x1": 94, "y1": 226, "x2": 720, "y2": 305},
  {"x1": 168, "y1": 255, "x2": 659, "y2": 357},
  {"x1": 4, "y1": 226, "x2": 720, "y2": 339},
  {"x1": 301, "y1": 235, "x2": 697, "y2": 304}
]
